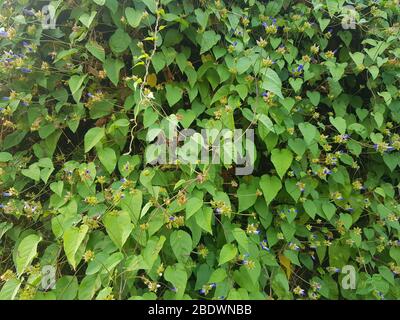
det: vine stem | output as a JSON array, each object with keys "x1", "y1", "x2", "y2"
[{"x1": 124, "y1": 1, "x2": 161, "y2": 156}]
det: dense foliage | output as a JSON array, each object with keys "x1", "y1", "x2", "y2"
[{"x1": 0, "y1": 0, "x2": 400, "y2": 300}]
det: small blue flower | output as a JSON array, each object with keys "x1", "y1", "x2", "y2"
[
  {"x1": 260, "y1": 240, "x2": 270, "y2": 251},
  {"x1": 23, "y1": 8, "x2": 35, "y2": 16},
  {"x1": 22, "y1": 41, "x2": 30, "y2": 47},
  {"x1": 0, "y1": 204, "x2": 4, "y2": 208},
  {"x1": 2, "y1": 97, "x2": 9, "y2": 101},
  {"x1": 199, "y1": 288, "x2": 206, "y2": 294},
  {"x1": 20, "y1": 67, "x2": 32, "y2": 73},
  {"x1": 169, "y1": 216, "x2": 175, "y2": 221},
  {"x1": 2, "y1": 192, "x2": 11, "y2": 197},
  {"x1": 0, "y1": 30, "x2": 8, "y2": 38},
  {"x1": 210, "y1": 283, "x2": 216, "y2": 288},
  {"x1": 233, "y1": 41, "x2": 238, "y2": 46},
  {"x1": 262, "y1": 22, "x2": 267, "y2": 28},
  {"x1": 85, "y1": 169, "x2": 90, "y2": 174},
  {"x1": 297, "y1": 64, "x2": 304, "y2": 72},
  {"x1": 261, "y1": 91, "x2": 269, "y2": 97},
  {"x1": 386, "y1": 146, "x2": 395, "y2": 152},
  {"x1": 120, "y1": 178, "x2": 126, "y2": 183}
]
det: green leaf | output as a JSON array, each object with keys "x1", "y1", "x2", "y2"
[
  {"x1": 298, "y1": 122, "x2": 317, "y2": 145},
  {"x1": 194, "y1": 8, "x2": 209, "y2": 29},
  {"x1": 125, "y1": 7, "x2": 142, "y2": 27},
  {"x1": 389, "y1": 247, "x2": 400, "y2": 264},
  {"x1": 383, "y1": 153, "x2": 399, "y2": 172},
  {"x1": 322, "y1": 201, "x2": 336, "y2": 220},
  {"x1": 195, "y1": 206, "x2": 213, "y2": 234},
  {"x1": 200, "y1": 30, "x2": 221, "y2": 54},
  {"x1": 271, "y1": 148, "x2": 293, "y2": 179},
  {"x1": 120, "y1": 190, "x2": 143, "y2": 223},
  {"x1": 15, "y1": 234, "x2": 41, "y2": 276},
  {"x1": 288, "y1": 138, "x2": 306, "y2": 156},
  {"x1": 258, "y1": 114, "x2": 275, "y2": 133},
  {"x1": 84, "y1": 127, "x2": 105, "y2": 152},
  {"x1": 21, "y1": 163, "x2": 41, "y2": 182},
  {"x1": 259, "y1": 174, "x2": 282, "y2": 205},
  {"x1": 68, "y1": 74, "x2": 87, "y2": 103},
  {"x1": 0, "y1": 152, "x2": 12, "y2": 162},
  {"x1": 236, "y1": 57, "x2": 252, "y2": 75},
  {"x1": 103, "y1": 211, "x2": 134, "y2": 249},
  {"x1": 85, "y1": 41, "x2": 105, "y2": 62},
  {"x1": 142, "y1": 0, "x2": 157, "y2": 13},
  {"x1": 151, "y1": 52, "x2": 166, "y2": 73},
  {"x1": 186, "y1": 197, "x2": 203, "y2": 219},
  {"x1": 170, "y1": 230, "x2": 192, "y2": 263},
  {"x1": 79, "y1": 11, "x2": 97, "y2": 28},
  {"x1": 303, "y1": 200, "x2": 317, "y2": 219},
  {"x1": 219, "y1": 243, "x2": 238, "y2": 265},
  {"x1": 104, "y1": 58, "x2": 124, "y2": 86},
  {"x1": 98, "y1": 147, "x2": 117, "y2": 174},
  {"x1": 165, "y1": 84, "x2": 183, "y2": 106},
  {"x1": 0, "y1": 278, "x2": 21, "y2": 300},
  {"x1": 63, "y1": 225, "x2": 88, "y2": 270},
  {"x1": 237, "y1": 183, "x2": 257, "y2": 212},
  {"x1": 329, "y1": 116, "x2": 347, "y2": 135},
  {"x1": 306, "y1": 91, "x2": 321, "y2": 106},
  {"x1": 262, "y1": 68, "x2": 283, "y2": 99},
  {"x1": 50, "y1": 181, "x2": 64, "y2": 197},
  {"x1": 109, "y1": 29, "x2": 131, "y2": 53},
  {"x1": 288, "y1": 78, "x2": 303, "y2": 93},
  {"x1": 164, "y1": 263, "x2": 187, "y2": 299}
]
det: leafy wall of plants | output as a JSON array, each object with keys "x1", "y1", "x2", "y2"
[{"x1": 0, "y1": 0, "x2": 400, "y2": 300}]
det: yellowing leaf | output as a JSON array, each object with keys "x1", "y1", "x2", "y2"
[
  {"x1": 279, "y1": 253, "x2": 292, "y2": 279},
  {"x1": 147, "y1": 73, "x2": 157, "y2": 87}
]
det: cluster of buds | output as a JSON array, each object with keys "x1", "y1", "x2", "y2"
[
  {"x1": 262, "y1": 58, "x2": 274, "y2": 68},
  {"x1": 83, "y1": 250, "x2": 95, "y2": 262},
  {"x1": 262, "y1": 20, "x2": 278, "y2": 34},
  {"x1": 23, "y1": 201, "x2": 42, "y2": 218},
  {"x1": 241, "y1": 254, "x2": 255, "y2": 270},
  {"x1": 142, "y1": 277, "x2": 161, "y2": 293},
  {"x1": 165, "y1": 215, "x2": 185, "y2": 229},
  {"x1": 246, "y1": 223, "x2": 260, "y2": 235},
  {"x1": 83, "y1": 215, "x2": 100, "y2": 230},
  {"x1": 199, "y1": 283, "x2": 216, "y2": 295},
  {"x1": 293, "y1": 286, "x2": 305, "y2": 297},
  {"x1": 84, "y1": 196, "x2": 98, "y2": 206},
  {"x1": 197, "y1": 244, "x2": 209, "y2": 258},
  {"x1": 0, "y1": 269, "x2": 15, "y2": 281},
  {"x1": 373, "y1": 142, "x2": 395, "y2": 154},
  {"x1": 211, "y1": 200, "x2": 231, "y2": 216},
  {"x1": 256, "y1": 37, "x2": 267, "y2": 48},
  {"x1": 85, "y1": 91, "x2": 104, "y2": 109}
]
